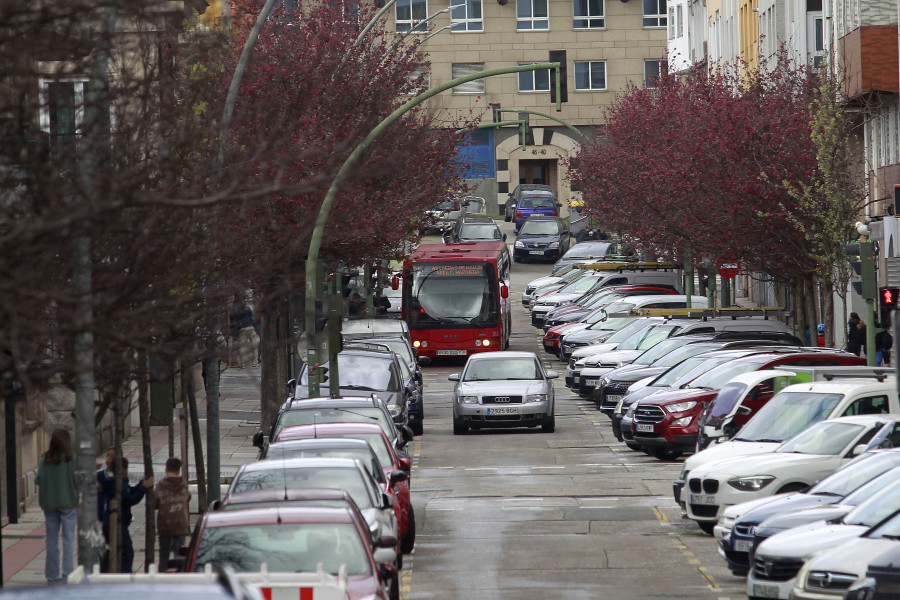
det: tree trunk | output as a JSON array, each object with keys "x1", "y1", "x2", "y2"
[
  {"x1": 824, "y1": 280, "x2": 835, "y2": 348},
  {"x1": 805, "y1": 277, "x2": 819, "y2": 347},
  {"x1": 137, "y1": 352, "x2": 155, "y2": 572},
  {"x1": 185, "y1": 366, "x2": 208, "y2": 512},
  {"x1": 110, "y1": 391, "x2": 124, "y2": 573},
  {"x1": 260, "y1": 298, "x2": 288, "y2": 434}
]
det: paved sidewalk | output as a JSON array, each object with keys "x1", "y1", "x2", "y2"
[{"x1": 1, "y1": 365, "x2": 263, "y2": 587}]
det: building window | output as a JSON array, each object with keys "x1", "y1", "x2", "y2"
[
  {"x1": 676, "y1": 4, "x2": 683, "y2": 36},
  {"x1": 451, "y1": 0, "x2": 483, "y2": 31},
  {"x1": 452, "y1": 63, "x2": 485, "y2": 93},
  {"x1": 643, "y1": 0, "x2": 666, "y2": 27},
  {"x1": 517, "y1": 0, "x2": 549, "y2": 30},
  {"x1": 573, "y1": 0, "x2": 604, "y2": 29},
  {"x1": 644, "y1": 59, "x2": 664, "y2": 87},
  {"x1": 574, "y1": 61, "x2": 606, "y2": 90},
  {"x1": 39, "y1": 78, "x2": 112, "y2": 161},
  {"x1": 667, "y1": 6, "x2": 674, "y2": 38},
  {"x1": 396, "y1": 0, "x2": 428, "y2": 31},
  {"x1": 518, "y1": 63, "x2": 551, "y2": 92},
  {"x1": 454, "y1": 129, "x2": 495, "y2": 178}
]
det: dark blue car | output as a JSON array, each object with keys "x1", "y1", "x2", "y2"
[
  {"x1": 513, "y1": 215, "x2": 570, "y2": 262},
  {"x1": 513, "y1": 195, "x2": 561, "y2": 231}
]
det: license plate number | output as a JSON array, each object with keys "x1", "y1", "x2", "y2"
[
  {"x1": 436, "y1": 349, "x2": 467, "y2": 356},
  {"x1": 636, "y1": 423, "x2": 655, "y2": 433},
  {"x1": 487, "y1": 407, "x2": 517, "y2": 415},
  {"x1": 610, "y1": 396, "x2": 624, "y2": 410},
  {"x1": 583, "y1": 379, "x2": 598, "y2": 386},
  {"x1": 752, "y1": 584, "x2": 780, "y2": 599},
  {"x1": 529, "y1": 250, "x2": 544, "y2": 255},
  {"x1": 689, "y1": 494, "x2": 716, "y2": 505},
  {"x1": 734, "y1": 539, "x2": 752, "y2": 553}
]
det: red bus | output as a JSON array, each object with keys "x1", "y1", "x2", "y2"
[{"x1": 400, "y1": 242, "x2": 511, "y2": 362}]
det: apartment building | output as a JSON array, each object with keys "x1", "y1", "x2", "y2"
[{"x1": 385, "y1": 0, "x2": 667, "y2": 213}]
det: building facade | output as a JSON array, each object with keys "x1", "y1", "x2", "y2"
[{"x1": 385, "y1": 0, "x2": 668, "y2": 214}]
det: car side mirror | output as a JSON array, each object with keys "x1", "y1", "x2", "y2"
[
  {"x1": 382, "y1": 492, "x2": 394, "y2": 508},
  {"x1": 737, "y1": 405, "x2": 752, "y2": 416},
  {"x1": 561, "y1": 229, "x2": 569, "y2": 235},
  {"x1": 502, "y1": 233, "x2": 507, "y2": 242},
  {"x1": 448, "y1": 373, "x2": 460, "y2": 381},
  {"x1": 398, "y1": 456, "x2": 412, "y2": 471},
  {"x1": 557, "y1": 202, "x2": 562, "y2": 208},
  {"x1": 208, "y1": 499, "x2": 222, "y2": 511},
  {"x1": 546, "y1": 370, "x2": 559, "y2": 379},
  {"x1": 390, "y1": 469, "x2": 408, "y2": 485},
  {"x1": 391, "y1": 276, "x2": 400, "y2": 290},
  {"x1": 286, "y1": 378, "x2": 296, "y2": 396},
  {"x1": 377, "y1": 557, "x2": 398, "y2": 580},
  {"x1": 501, "y1": 285, "x2": 509, "y2": 299},
  {"x1": 400, "y1": 425, "x2": 414, "y2": 443},
  {"x1": 377, "y1": 535, "x2": 398, "y2": 549},
  {"x1": 252, "y1": 431, "x2": 265, "y2": 449},
  {"x1": 851, "y1": 443, "x2": 868, "y2": 457}
]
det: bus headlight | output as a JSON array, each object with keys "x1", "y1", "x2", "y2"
[
  {"x1": 482, "y1": 339, "x2": 490, "y2": 347},
  {"x1": 413, "y1": 340, "x2": 421, "y2": 348}
]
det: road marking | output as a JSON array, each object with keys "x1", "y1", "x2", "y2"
[{"x1": 652, "y1": 507, "x2": 669, "y2": 524}]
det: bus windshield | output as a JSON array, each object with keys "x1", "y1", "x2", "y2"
[{"x1": 405, "y1": 261, "x2": 500, "y2": 328}]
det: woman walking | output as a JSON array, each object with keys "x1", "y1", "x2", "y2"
[{"x1": 36, "y1": 429, "x2": 78, "y2": 583}]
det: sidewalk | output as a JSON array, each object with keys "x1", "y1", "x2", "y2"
[{"x1": 1, "y1": 365, "x2": 263, "y2": 587}]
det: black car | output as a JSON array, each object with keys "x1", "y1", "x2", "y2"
[
  {"x1": 504, "y1": 184, "x2": 555, "y2": 222},
  {"x1": 513, "y1": 215, "x2": 571, "y2": 262},
  {"x1": 442, "y1": 214, "x2": 506, "y2": 244}
]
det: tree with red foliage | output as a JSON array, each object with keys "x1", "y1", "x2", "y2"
[{"x1": 571, "y1": 58, "x2": 862, "y2": 339}]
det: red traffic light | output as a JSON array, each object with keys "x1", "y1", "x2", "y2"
[
  {"x1": 885, "y1": 289, "x2": 894, "y2": 305},
  {"x1": 882, "y1": 287, "x2": 900, "y2": 308}
]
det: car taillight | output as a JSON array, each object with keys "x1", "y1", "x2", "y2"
[
  {"x1": 516, "y1": 211, "x2": 523, "y2": 218},
  {"x1": 551, "y1": 211, "x2": 558, "y2": 216}
]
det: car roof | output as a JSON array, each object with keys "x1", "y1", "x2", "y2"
[
  {"x1": 203, "y1": 505, "x2": 358, "y2": 527},
  {"x1": 461, "y1": 215, "x2": 497, "y2": 223},
  {"x1": 268, "y1": 437, "x2": 375, "y2": 451},
  {"x1": 236, "y1": 456, "x2": 365, "y2": 473},
  {"x1": 282, "y1": 397, "x2": 388, "y2": 411},
  {"x1": 466, "y1": 351, "x2": 537, "y2": 361},
  {"x1": 523, "y1": 214, "x2": 561, "y2": 221},
  {"x1": 820, "y1": 414, "x2": 900, "y2": 426},
  {"x1": 275, "y1": 422, "x2": 388, "y2": 441}
]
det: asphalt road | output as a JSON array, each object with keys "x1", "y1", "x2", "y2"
[{"x1": 406, "y1": 222, "x2": 748, "y2": 600}]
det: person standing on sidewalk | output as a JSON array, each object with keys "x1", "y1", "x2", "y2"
[
  {"x1": 99, "y1": 457, "x2": 153, "y2": 573},
  {"x1": 152, "y1": 457, "x2": 191, "y2": 569},
  {"x1": 230, "y1": 296, "x2": 259, "y2": 368},
  {"x1": 36, "y1": 429, "x2": 78, "y2": 583}
]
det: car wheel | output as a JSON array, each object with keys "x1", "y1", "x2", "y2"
[
  {"x1": 697, "y1": 521, "x2": 716, "y2": 535},
  {"x1": 453, "y1": 420, "x2": 468, "y2": 435},
  {"x1": 390, "y1": 572, "x2": 400, "y2": 600},
  {"x1": 504, "y1": 212, "x2": 511, "y2": 222},
  {"x1": 411, "y1": 418, "x2": 424, "y2": 436},
  {"x1": 513, "y1": 254, "x2": 521, "y2": 263},
  {"x1": 648, "y1": 447, "x2": 683, "y2": 461},
  {"x1": 401, "y1": 504, "x2": 416, "y2": 553},
  {"x1": 625, "y1": 441, "x2": 643, "y2": 451},
  {"x1": 541, "y1": 413, "x2": 555, "y2": 433}
]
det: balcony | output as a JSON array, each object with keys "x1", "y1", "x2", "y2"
[{"x1": 839, "y1": 26, "x2": 899, "y2": 99}]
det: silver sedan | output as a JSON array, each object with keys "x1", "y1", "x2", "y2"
[{"x1": 448, "y1": 351, "x2": 558, "y2": 435}]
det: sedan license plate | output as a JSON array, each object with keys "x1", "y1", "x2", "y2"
[
  {"x1": 487, "y1": 407, "x2": 517, "y2": 415},
  {"x1": 751, "y1": 584, "x2": 779, "y2": 599},
  {"x1": 573, "y1": 376, "x2": 580, "y2": 384},
  {"x1": 529, "y1": 250, "x2": 544, "y2": 255},
  {"x1": 583, "y1": 378, "x2": 598, "y2": 386},
  {"x1": 436, "y1": 349, "x2": 467, "y2": 356},
  {"x1": 636, "y1": 423, "x2": 655, "y2": 433},
  {"x1": 689, "y1": 494, "x2": 716, "y2": 505},
  {"x1": 734, "y1": 539, "x2": 752, "y2": 553},
  {"x1": 609, "y1": 394, "x2": 624, "y2": 407}
]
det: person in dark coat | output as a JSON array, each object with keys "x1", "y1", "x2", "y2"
[
  {"x1": 152, "y1": 457, "x2": 191, "y2": 570},
  {"x1": 876, "y1": 329, "x2": 893, "y2": 367},
  {"x1": 847, "y1": 312, "x2": 866, "y2": 356},
  {"x1": 98, "y1": 457, "x2": 153, "y2": 573}
]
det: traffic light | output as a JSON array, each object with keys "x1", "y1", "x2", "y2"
[
  {"x1": 549, "y1": 50, "x2": 568, "y2": 104},
  {"x1": 846, "y1": 242, "x2": 876, "y2": 299},
  {"x1": 879, "y1": 287, "x2": 900, "y2": 327}
]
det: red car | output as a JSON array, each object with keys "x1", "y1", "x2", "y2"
[
  {"x1": 184, "y1": 505, "x2": 396, "y2": 600},
  {"x1": 631, "y1": 349, "x2": 866, "y2": 459},
  {"x1": 275, "y1": 422, "x2": 415, "y2": 554}
]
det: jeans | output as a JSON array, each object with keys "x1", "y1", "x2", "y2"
[
  {"x1": 44, "y1": 507, "x2": 77, "y2": 582},
  {"x1": 158, "y1": 534, "x2": 185, "y2": 570}
]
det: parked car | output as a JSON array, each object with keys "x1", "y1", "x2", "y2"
[
  {"x1": 449, "y1": 351, "x2": 558, "y2": 434},
  {"x1": 424, "y1": 195, "x2": 465, "y2": 231},
  {"x1": 504, "y1": 184, "x2": 554, "y2": 222},
  {"x1": 183, "y1": 505, "x2": 396, "y2": 600},
  {"x1": 521, "y1": 261, "x2": 603, "y2": 307},
  {"x1": 511, "y1": 195, "x2": 562, "y2": 232},
  {"x1": 512, "y1": 215, "x2": 571, "y2": 262},
  {"x1": 442, "y1": 214, "x2": 506, "y2": 244},
  {"x1": 551, "y1": 241, "x2": 622, "y2": 275},
  {"x1": 272, "y1": 422, "x2": 415, "y2": 554},
  {"x1": 684, "y1": 415, "x2": 900, "y2": 532}
]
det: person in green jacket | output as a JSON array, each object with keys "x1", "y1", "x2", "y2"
[{"x1": 36, "y1": 428, "x2": 78, "y2": 583}]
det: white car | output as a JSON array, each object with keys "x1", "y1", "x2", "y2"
[
  {"x1": 747, "y1": 467, "x2": 900, "y2": 599},
  {"x1": 791, "y1": 508, "x2": 900, "y2": 599},
  {"x1": 684, "y1": 414, "x2": 900, "y2": 527}
]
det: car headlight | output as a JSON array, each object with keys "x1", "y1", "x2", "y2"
[
  {"x1": 526, "y1": 394, "x2": 547, "y2": 403},
  {"x1": 457, "y1": 395, "x2": 479, "y2": 404},
  {"x1": 387, "y1": 404, "x2": 402, "y2": 417},
  {"x1": 727, "y1": 475, "x2": 775, "y2": 492},
  {"x1": 672, "y1": 415, "x2": 692, "y2": 427},
  {"x1": 515, "y1": 240, "x2": 525, "y2": 248},
  {"x1": 549, "y1": 242, "x2": 559, "y2": 249},
  {"x1": 664, "y1": 401, "x2": 698, "y2": 413}
]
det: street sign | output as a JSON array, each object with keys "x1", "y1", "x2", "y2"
[{"x1": 717, "y1": 255, "x2": 740, "y2": 279}]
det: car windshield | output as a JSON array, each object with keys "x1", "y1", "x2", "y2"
[
  {"x1": 632, "y1": 337, "x2": 699, "y2": 366},
  {"x1": 583, "y1": 315, "x2": 636, "y2": 332},
  {"x1": 810, "y1": 453, "x2": 900, "y2": 498},
  {"x1": 616, "y1": 324, "x2": 679, "y2": 351},
  {"x1": 231, "y1": 466, "x2": 375, "y2": 508},
  {"x1": 561, "y1": 243, "x2": 612, "y2": 260},
  {"x1": 558, "y1": 276, "x2": 602, "y2": 295},
  {"x1": 602, "y1": 301, "x2": 637, "y2": 314},
  {"x1": 844, "y1": 470, "x2": 900, "y2": 525},
  {"x1": 460, "y1": 223, "x2": 502, "y2": 240},
  {"x1": 405, "y1": 261, "x2": 500, "y2": 328},
  {"x1": 463, "y1": 357, "x2": 541, "y2": 381},
  {"x1": 275, "y1": 407, "x2": 389, "y2": 438},
  {"x1": 732, "y1": 391, "x2": 844, "y2": 442},
  {"x1": 776, "y1": 421, "x2": 864, "y2": 455},
  {"x1": 299, "y1": 355, "x2": 397, "y2": 392},
  {"x1": 369, "y1": 339, "x2": 414, "y2": 363},
  {"x1": 263, "y1": 447, "x2": 384, "y2": 483},
  {"x1": 686, "y1": 360, "x2": 761, "y2": 390},
  {"x1": 651, "y1": 355, "x2": 733, "y2": 388},
  {"x1": 704, "y1": 382, "x2": 749, "y2": 426},
  {"x1": 194, "y1": 522, "x2": 371, "y2": 575},
  {"x1": 434, "y1": 199, "x2": 458, "y2": 211},
  {"x1": 518, "y1": 196, "x2": 556, "y2": 209},
  {"x1": 519, "y1": 220, "x2": 560, "y2": 235},
  {"x1": 275, "y1": 432, "x2": 393, "y2": 468},
  {"x1": 591, "y1": 319, "x2": 656, "y2": 345}
]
